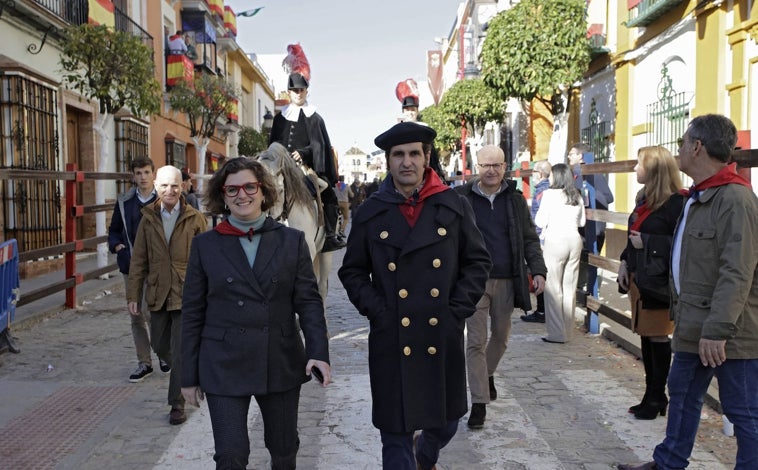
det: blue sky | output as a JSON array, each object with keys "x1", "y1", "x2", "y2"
[{"x1": 225, "y1": 0, "x2": 463, "y2": 155}]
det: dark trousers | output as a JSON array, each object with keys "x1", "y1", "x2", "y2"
[
  {"x1": 206, "y1": 387, "x2": 301, "y2": 470},
  {"x1": 380, "y1": 419, "x2": 458, "y2": 470},
  {"x1": 150, "y1": 309, "x2": 183, "y2": 407}
]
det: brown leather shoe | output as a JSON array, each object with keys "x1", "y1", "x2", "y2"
[
  {"x1": 169, "y1": 406, "x2": 186, "y2": 425},
  {"x1": 618, "y1": 462, "x2": 657, "y2": 470}
]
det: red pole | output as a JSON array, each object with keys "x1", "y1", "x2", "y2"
[
  {"x1": 461, "y1": 119, "x2": 467, "y2": 180},
  {"x1": 65, "y1": 164, "x2": 84, "y2": 308}
]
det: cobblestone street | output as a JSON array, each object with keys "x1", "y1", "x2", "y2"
[{"x1": 0, "y1": 249, "x2": 737, "y2": 469}]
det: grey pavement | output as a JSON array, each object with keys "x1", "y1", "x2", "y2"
[{"x1": 0, "y1": 248, "x2": 737, "y2": 469}]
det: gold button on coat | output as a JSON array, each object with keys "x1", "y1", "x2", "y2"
[
  {"x1": 387, "y1": 262, "x2": 396, "y2": 271},
  {"x1": 399, "y1": 289, "x2": 408, "y2": 298},
  {"x1": 429, "y1": 317, "x2": 438, "y2": 326},
  {"x1": 432, "y1": 258, "x2": 441, "y2": 268},
  {"x1": 380, "y1": 231, "x2": 389, "y2": 239},
  {"x1": 427, "y1": 347, "x2": 437, "y2": 355},
  {"x1": 430, "y1": 288, "x2": 439, "y2": 297},
  {"x1": 437, "y1": 227, "x2": 447, "y2": 236},
  {"x1": 403, "y1": 346, "x2": 411, "y2": 356},
  {"x1": 401, "y1": 317, "x2": 410, "y2": 327}
]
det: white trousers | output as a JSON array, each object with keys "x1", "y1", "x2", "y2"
[{"x1": 542, "y1": 235, "x2": 582, "y2": 343}]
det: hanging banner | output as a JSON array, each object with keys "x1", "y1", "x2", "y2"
[
  {"x1": 208, "y1": 0, "x2": 224, "y2": 19},
  {"x1": 166, "y1": 55, "x2": 194, "y2": 87},
  {"x1": 88, "y1": 0, "x2": 115, "y2": 28},
  {"x1": 427, "y1": 50, "x2": 444, "y2": 106},
  {"x1": 224, "y1": 6, "x2": 237, "y2": 37}
]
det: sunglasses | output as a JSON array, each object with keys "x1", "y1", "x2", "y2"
[{"x1": 222, "y1": 182, "x2": 261, "y2": 197}]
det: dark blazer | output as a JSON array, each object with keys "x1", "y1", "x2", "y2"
[
  {"x1": 107, "y1": 188, "x2": 157, "y2": 274},
  {"x1": 181, "y1": 217, "x2": 329, "y2": 396},
  {"x1": 456, "y1": 179, "x2": 547, "y2": 311},
  {"x1": 621, "y1": 191, "x2": 685, "y2": 309},
  {"x1": 339, "y1": 177, "x2": 491, "y2": 433}
]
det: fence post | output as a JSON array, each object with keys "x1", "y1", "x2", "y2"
[{"x1": 65, "y1": 163, "x2": 84, "y2": 308}]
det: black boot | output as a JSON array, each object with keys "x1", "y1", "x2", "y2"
[
  {"x1": 629, "y1": 336, "x2": 652, "y2": 414},
  {"x1": 634, "y1": 339, "x2": 671, "y2": 420},
  {"x1": 322, "y1": 202, "x2": 346, "y2": 252}
]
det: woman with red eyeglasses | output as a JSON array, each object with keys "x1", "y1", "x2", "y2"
[{"x1": 180, "y1": 155, "x2": 331, "y2": 470}]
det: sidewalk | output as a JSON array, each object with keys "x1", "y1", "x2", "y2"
[{"x1": 0, "y1": 249, "x2": 737, "y2": 469}]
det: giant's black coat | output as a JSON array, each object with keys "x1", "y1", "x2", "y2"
[
  {"x1": 269, "y1": 108, "x2": 338, "y2": 185},
  {"x1": 338, "y1": 177, "x2": 491, "y2": 432}
]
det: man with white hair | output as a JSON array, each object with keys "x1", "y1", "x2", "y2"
[{"x1": 127, "y1": 165, "x2": 207, "y2": 425}]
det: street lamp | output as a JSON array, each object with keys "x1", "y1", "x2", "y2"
[{"x1": 262, "y1": 110, "x2": 274, "y2": 132}]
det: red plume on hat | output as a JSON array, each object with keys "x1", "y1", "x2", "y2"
[
  {"x1": 395, "y1": 78, "x2": 418, "y2": 103},
  {"x1": 282, "y1": 43, "x2": 310, "y2": 82}
]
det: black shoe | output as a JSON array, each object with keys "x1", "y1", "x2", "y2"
[
  {"x1": 634, "y1": 399, "x2": 667, "y2": 420},
  {"x1": 322, "y1": 235, "x2": 346, "y2": 252},
  {"x1": 169, "y1": 406, "x2": 186, "y2": 425},
  {"x1": 541, "y1": 337, "x2": 565, "y2": 344},
  {"x1": 467, "y1": 403, "x2": 486, "y2": 429},
  {"x1": 159, "y1": 359, "x2": 171, "y2": 373},
  {"x1": 488, "y1": 376, "x2": 497, "y2": 401},
  {"x1": 129, "y1": 363, "x2": 153, "y2": 383},
  {"x1": 521, "y1": 311, "x2": 545, "y2": 323}
]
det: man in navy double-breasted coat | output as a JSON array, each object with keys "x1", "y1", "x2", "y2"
[{"x1": 339, "y1": 122, "x2": 491, "y2": 470}]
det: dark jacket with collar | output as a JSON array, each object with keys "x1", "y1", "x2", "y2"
[
  {"x1": 181, "y1": 217, "x2": 329, "y2": 395},
  {"x1": 108, "y1": 187, "x2": 157, "y2": 274},
  {"x1": 339, "y1": 174, "x2": 491, "y2": 432},
  {"x1": 456, "y1": 179, "x2": 547, "y2": 311}
]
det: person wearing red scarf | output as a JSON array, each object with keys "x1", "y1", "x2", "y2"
[
  {"x1": 617, "y1": 146, "x2": 685, "y2": 421},
  {"x1": 339, "y1": 122, "x2": 491, "y2": 470},
  {"x1": 620, "y1": 114, "x2": 758, "y2": 470}
]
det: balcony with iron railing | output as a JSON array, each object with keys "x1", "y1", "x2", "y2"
[
  {"x1": 27, "y1": 0, "x2": 152, "y2": 47},
  {"x1": 625, "y1": 0, "x2": 685, "y2": 28}
]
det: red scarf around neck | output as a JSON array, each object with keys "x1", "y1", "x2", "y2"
[
  {"x1": 687, "y1": 163, "x2": 752, "y2": 198},
  {"x1": 214, "y1": 219, "x2": 256, "y2": 241},
  {"x1": 398, "y1": 168, "x2": 449, "y2": 227}
]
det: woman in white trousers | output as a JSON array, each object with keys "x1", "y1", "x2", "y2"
[{"x1": 535, "y1": 164, "x2": 586, "y2": 343}]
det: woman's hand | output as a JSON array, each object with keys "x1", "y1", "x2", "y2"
[
  {"x1": 181, "y1": 386, "x2": 205, "y2": 407},
  {"x1": 617, "y1": 261, "x2": 629, "y2": 291},
  {"x1": 306, "y1": 360, "x2": 332, "y2": 387},
  {"x1": 629, "y1": 230, "x2": 643, "y2": 249}
]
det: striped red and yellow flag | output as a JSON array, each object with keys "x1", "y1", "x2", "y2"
[
  {"x1": 208, "y1": 0, "x2": 224, "y2": 19},
  {"x1": 88, "y1": 0, "x2": 115, "y2": 28},
  {"x1": 224, "y1": 6, "x2": 237, "y2": 36},
  {"x1": 167, "y1": 55, "x2": 194, "y2": 87}
]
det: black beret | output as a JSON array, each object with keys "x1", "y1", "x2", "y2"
[{"x1": 374, "y1": 121, "x2": 437, "y2": 151}]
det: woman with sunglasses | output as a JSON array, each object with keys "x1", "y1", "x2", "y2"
[{"x1": 180, "y1": 155, "x2": 331, "y2": 470}]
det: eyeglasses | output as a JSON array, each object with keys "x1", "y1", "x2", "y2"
[
  {"x1": 477, "y1": 163, "x2": 504, "y2": 170},
  {"x1": 222, "y1": 182, "x2": 261, "y2": 197}
]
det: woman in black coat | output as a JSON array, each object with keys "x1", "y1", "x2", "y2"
[
  {"x1": 618, "y1": 146, "x2": 684, "y2": 420},
  {"x1": 181, "y1": 157, "x2": 330, "y2": 470}
]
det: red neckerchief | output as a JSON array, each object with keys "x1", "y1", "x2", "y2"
[
  {"x1": 686, "y1": 163, "x2": 752, "y2": 199},
  {"x1": 398, "y1": 168, "x2": 449, "y2": 227},
  {"x1": 214, "y1": 220, "x2": 256, "y2": 241},
  {"x1": 629, "y1": 198, "x2": 652, "y2": 232}
]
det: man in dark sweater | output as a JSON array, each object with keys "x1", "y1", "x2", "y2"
[
  {"x1": 456, "y1": 145, "x2": 547, "y2": 429},
  {"x1": 108, "y1": 157, "x2": 165, "y2": 383}
]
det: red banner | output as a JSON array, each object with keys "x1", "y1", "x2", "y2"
[
  {"x1": 427, "y1": 50, "x2": 444, "y2": 106},
  {"x1": 627, "y1": 0, "x2": 642, "y2": 9}
]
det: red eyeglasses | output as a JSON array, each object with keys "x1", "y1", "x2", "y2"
[{"x1": 222, "y1": 182, "x2": 261, "y2": 197}]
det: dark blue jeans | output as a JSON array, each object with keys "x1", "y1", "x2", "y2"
[
  {"x1": 380, "y1": 419, "x2": 458, "y2": 470},
  {"x1": 653, "y1": 352, "x2": 758, "y2": 469}
]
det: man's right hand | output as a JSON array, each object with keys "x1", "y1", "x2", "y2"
[{"x1": 128, "y1": 302, "x2": 140, "y2": 316}]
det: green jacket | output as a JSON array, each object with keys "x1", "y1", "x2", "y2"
[
  {"x1": 671, "y1": 183, "x2": 758, "y2": 358},
  {"x1": 127, "y1": 198, "x2": 207, "y2": 312}
]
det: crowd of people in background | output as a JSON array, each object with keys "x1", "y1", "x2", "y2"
[{"x1": 106, "y1": 81, "x2": 756, "y2": 470}]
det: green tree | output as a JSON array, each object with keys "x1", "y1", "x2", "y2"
[
  {"x1": 59, "y1": 24, "x2": 161, "y2": 270},
  {"x1": 237, "y1": 126, "x2": 269, "y2": 156},
  {"x1": 480, "y1": 0, "x2": 589, "y2": 115},
  {"x1": 418, "y1": 105, "x2": 458, "y2": 154},
  {"x1": 169, "y1": 73, "x2": 239, "y2": 192},
  {"x1": 439, "y1": 78, "x2": 504, "y2": 140}
]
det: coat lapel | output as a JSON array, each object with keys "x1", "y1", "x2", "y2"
[
  {"x1": 252, "y1": 230, "x2": 279, "y2": 284},
  {"x1": 217, "y1": 234, "x2": 265, "y2": 297}
]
